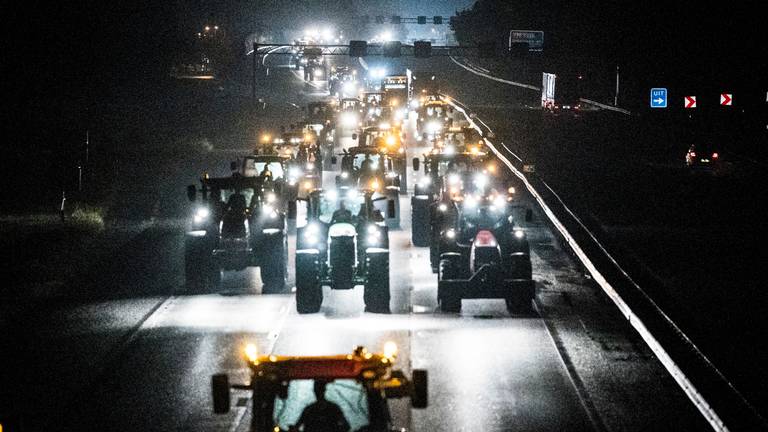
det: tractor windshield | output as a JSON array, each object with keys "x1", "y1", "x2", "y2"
[
  {"x1": 317, "y1": 191, "x2": 365, "y2": 224},
  {"x1": 272, "y1": 379, "x2": 370, "y2": 431},
  {"x1": 243, "y1": 160, "x2": 285, "y2": 179}
]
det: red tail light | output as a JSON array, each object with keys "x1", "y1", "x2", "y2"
[
  {"x1": 712, "y1": 152, "x2": 719, "y2": 159},
  {"x1": 474, "y1": 230, "x2": 498, "y2": 247},
  {"x1": 689, "y1": 151, "x2": 696, "y2": 157}
]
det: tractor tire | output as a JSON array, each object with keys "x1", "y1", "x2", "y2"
[
  {"x1": 438, "y1": 258, "x2": 461, "y2": 313},
  {"x1": 411, "y1": 196, "x2": 430, "y2": 247},
  {"x1": 364, "y1": 252, "x2": 390, "y2": 313},
  {"x1": 185, "y1": 234, "x2": 218, "y2": 294},
  {"x1": 296, "y1": 253, "x2": 322, "y2": 313},
  {"x1": 261, "y1": 235, "x2": 287, "y2": 294}
]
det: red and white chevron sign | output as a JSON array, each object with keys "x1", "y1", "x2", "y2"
[
  {"x1": 720, "y1": 93, "x2": 732, "y2": 106},
  {"x1": 684, "y1": 96, "x2": 697, "y2": 108}
]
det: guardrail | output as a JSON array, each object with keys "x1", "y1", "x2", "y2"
[{"x1": 442, "y1": 94, "x2": 767, "y2": 431}]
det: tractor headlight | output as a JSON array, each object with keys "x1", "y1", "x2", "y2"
[
  {"x1": 474, "y1": 174, "x2": 488, "y2": 189},
  {"x1": 326, "y1": 189, "x2": 339, "y2": 201},
  {"x1": 313, "y1": 68, "x2": 323, "y2": 77},
  {"x1": 266, "y1": 192, "x2": 276, "y2": 204},
  {"x1": 446, "y1": 229, "x2": 456, "y2": 239},
  {"x1": 193, "y1": 207, "x2": 210, "y2": 224},
  {"x1": 438, "y1": 203, "x2": 448, "y2": 212},
  {"x1": 341, "y1": 171, "x2": 349, "y2": 179},
  {"x1": 419, "y1": 177, "x2": 431, "y2": 187},
  {"x1": 514, "y1": 229, "x2": 525, "y2": 239},
  {"x1": 494, "y1": 195, "x2": 506, "y2": 209}
]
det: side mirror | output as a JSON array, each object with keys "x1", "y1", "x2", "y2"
[
  {"x1": 230, "y1": 161, "x2": 238, "y2": 171},
  {"x1": 187, "y1": 185, "x2": 197, "y2": 202},
  {"x1": 212, "y1": 374, "x2": 230, "y2": 414},
  {"x1": 352, "y1": 133, "x2": 358, "y2": 141},
  {"x1": 412, "y1": 157, "x2": 420, "y2": 171},
  {"x1": 331, "y1": 156, "x2": 338, "y2": 165},
  {"x1": 387, "y1": 199, "x2": 396, "y2": 219}
]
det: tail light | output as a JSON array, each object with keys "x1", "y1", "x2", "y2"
[
  {"x1": 689, "y1": 151, "x2": 696, "y2": 157},
  {"x1": 474, "y1": 230, "x2": 498, "y2": 247},
  {"x1": 712, "y1": 152, "x2": 719, "y2": 159}
]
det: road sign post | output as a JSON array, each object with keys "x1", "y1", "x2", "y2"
[{"x1": 650, "y1": 88, "x2": 667, "y2": 108}]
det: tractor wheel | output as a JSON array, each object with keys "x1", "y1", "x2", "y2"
[
  {"x1": 185, "y1": 234, "x2": 218, "y2": 294},
  {"x1": 411, "y1": 197, "x2": 430, "y2": 247},
  {"x1": 261, "y1": 235, "x2": 287, "y2": 294},
  {"x1": 438, "y1": 258, "x2": 461, "y2": 313},
  {"x1": 364, "y1": 252, "x2": 390, "y2": 313},
  {"x1": 296, "y1": 253, "x2": 322, "y2": 313}
]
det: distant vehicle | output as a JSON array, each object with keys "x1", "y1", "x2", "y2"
[
  {"x1": 294, "y1": 189, "x2": 395, "y2": 313},
  {"x1": 541, "y1": 72, "x2": 583, "y2": 114},
  {"x1": 381, "y1": 72, "x2": 412, "y2": 118},
  {"x1": 435, "y1": 179, "x2": 534, "y2": 313},
  {"x1": 212, "y1": 342, "x2": 427, "y2": 431},
  {"x1": 685, "y1": 143, "x2": 722, "y2": 172},
  {"x1": 185, "y1": 173, "x2": 287, "y2": 293}
]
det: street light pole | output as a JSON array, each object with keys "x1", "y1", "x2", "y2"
[
  {"x1": 614, "y1": 65, "x2": 620, "y2": 106},
  {"x1": 252, "y1": 42, "x2": 257, "y2": 102}
]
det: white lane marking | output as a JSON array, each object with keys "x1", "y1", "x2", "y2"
[
  {"x1": 266, "y1": 297, "x2": 295, "y2": 355},
  {"x1": 228, "y1": 405, "x2": 247, "y2": 432},
  {"x1": 446, "y1": 96, "x2": 730, "y2": 432},
  {"x1": 291, "y1": 69, "x2": 327, "y2": 91},
  {"x1": 501, "y1": 142, "x2": 523, "y2": 163},
  {"x1": 449, "y1": 56, "x2": 540, "y2": 91}
]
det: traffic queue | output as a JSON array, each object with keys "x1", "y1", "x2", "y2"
[{"x1": 184, "y1": 64, "x2": 534, "y2": 316}]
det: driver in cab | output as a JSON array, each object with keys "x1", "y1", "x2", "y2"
[{"x1": 291, "y1": 380, "x2": 350, "y2": 432}]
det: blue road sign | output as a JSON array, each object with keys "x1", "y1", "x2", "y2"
[{"x1": 650, "y1": 88, "x2": 667, "y2": 108}]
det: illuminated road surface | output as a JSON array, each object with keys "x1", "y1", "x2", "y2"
[{"x1": 0, "y1": 53, "x2": 708, "y2": 432}]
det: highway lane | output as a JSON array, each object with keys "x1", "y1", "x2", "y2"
[
  {"x1": 403, "y1": 55, "x2": 768, "y2": 418},
  {"x1": 2, "y1": 53, "x2": 709, "y2": 432}
]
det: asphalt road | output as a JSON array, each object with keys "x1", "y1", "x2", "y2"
[
  {"x1": 0, "y1": 51, "x2": 709, "y2": 432},
  {"x1": 411, "y1": 54, "x2": 768, "y2": 417}
]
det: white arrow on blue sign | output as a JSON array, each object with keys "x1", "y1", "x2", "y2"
[{"x1": 650, "y1": 88, "x2": 668, "y2": 108}]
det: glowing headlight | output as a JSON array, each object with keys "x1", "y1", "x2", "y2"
[
  {"x1": 514, "y1": 229, "x2": 525, "y2": 239},
  {"x1": 410, "y1": 99, "x2": 420, "y2": 109},
  {"x1": 307, "y1": 223, "x2": 320, "y2": 234},
  {"x1": 341, "y1": 171, "x2": 349, "y2": 179},
  {"x1": 427, "y1": 121, "x2": 441, "y2": 134},
  {"x1": 306, "y1": 162, "x2": 314, "y2": 171},
  {"x1": 438, "y1": 203, "x2": 448, "y2": 212},
  {"x1": 263, "y1": 204, "x2": 274, "y2": 214},
  {"x1": 245, "y1": 343, "x2": 259, "y2": 363},
  {"x1": 368, "y1": 108, "x2": 375, "y2": 115},
  {"x1": 419, "y1": 177, "x2": 431, "y2": 187},
  {"x1": 313, "y1": 68, "x2": 323, "y2": 77},
  {"x1": 494, "y1": 195, "x2": 506, "y2": 209},
  {"x1": 379, "y1": 122, "x2": 391, "y2": 130},
  {"x1": 446, "y1": 229, "x2": 456, "y2": 239},
  {"x1": 193, "y1": 207, "x2": 209, "y2": 224},
  {"x1": 367, "y1": 225, "x2": 378, "y2": 235},
  {"x1": 326, "y1": 189, "x2": 338, "y2": 201},
  {"x1": 474, "y1": 174, "x2": 488, "y2": 188},
  {"x1": 444, "y1": 145, "x2": 455, "y2": 155},
  {"x1": 289, "y1": 167, "x2": 302, "y2": 179},
  {"x1": 266, "y1": 192, "x2": 276, "y2": 203},
  {"x1": 370, "y1": 179, "x2": 380, "y2": 190},
  {"x1": 508, "y1": 187, "x2": 516, "y2": 194},
  {"x1": 464, "y1": 195, "x2": 477, "y2": 208},
  {"x1": 347, "y1": 189, "x2": 359, "y2": 199},
  {"x1": 383, "y1": 341, "x2": 398, "y2": 359},
  {"x1": 386, "y1": 136, "x2": 396, "y2": 146},
  {"x1": 448, "y1": 174, "x2": 460, "y2": 185},
  {"x1": 303, "y1": 181, "x2": 313, "y2": 190}
]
